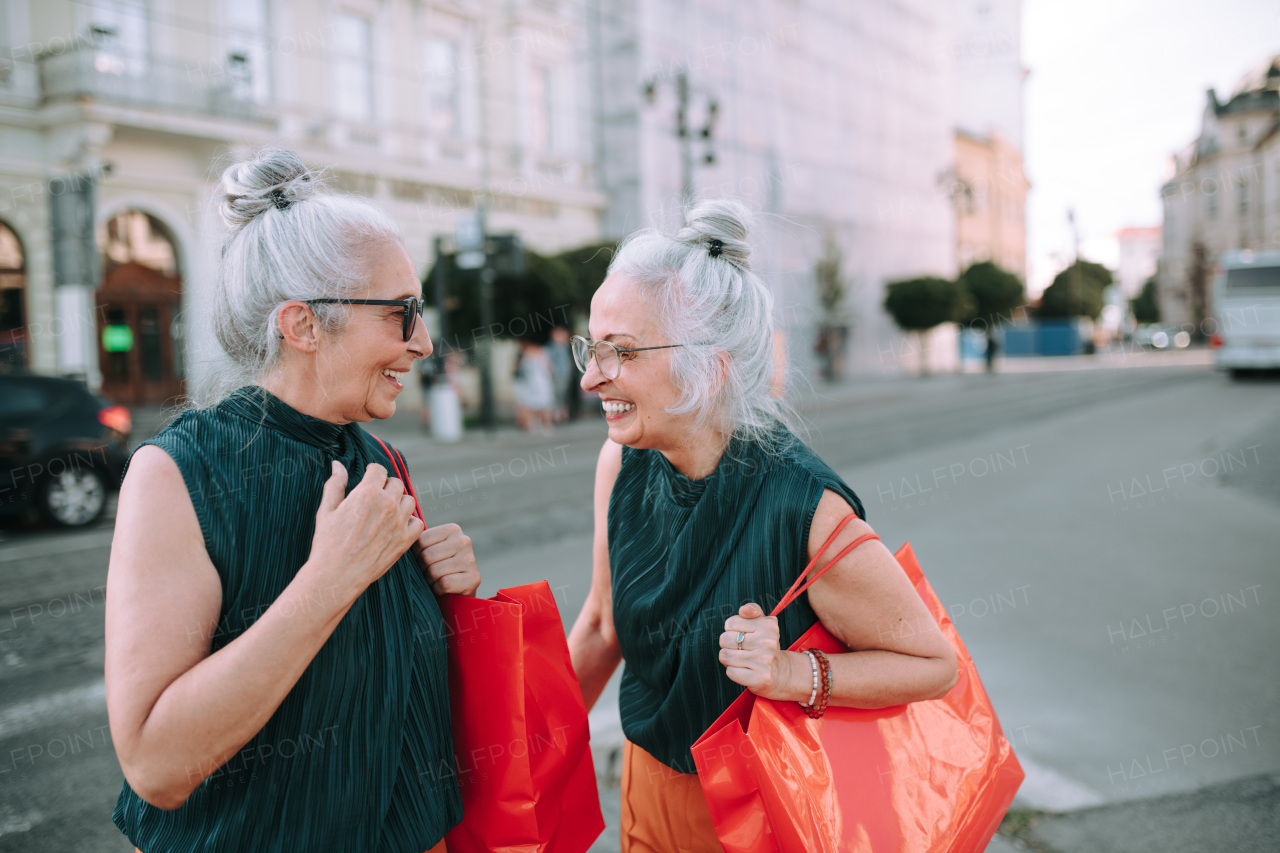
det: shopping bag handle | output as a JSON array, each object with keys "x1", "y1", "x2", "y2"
[
  {"x1": 370, "y1": 435, "x2": 425, "y2": 526},
  {"x1": 770, "y1": 512, "x2": 879, "y2": 617}
]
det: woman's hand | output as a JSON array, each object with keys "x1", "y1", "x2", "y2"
[
  {"x1": 308, "y1": 461, "x2": 424, "y2": 600},
  {"x1": 415, "y1": 523, "x2": 481, "y2": 596},
  {"x1": 717, "y1": 603, "x2": 808, "y2": 702}
]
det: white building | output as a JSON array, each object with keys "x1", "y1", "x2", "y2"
[
  {"x1": 0, "y1": 0, "x2": 603, "y2": 405},
  {"x1": 1114, "y1": 226, "x2": 1161, "y2": 299},
  {"x1": 590, "y1": 0, "x2": 958, "y2": 375},
  {"x1": 950, "y1": 0, "x2": 1028, "y2": 284},
  {"x1": 952, "y1": 0, "x2": 1024, "y2": 151},
  {"x1": 1160, "y1": 56, "x2": 1280, "y2": 328}
]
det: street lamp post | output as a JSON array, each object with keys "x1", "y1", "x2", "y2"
[{"x1": 644, "y1": 68, "x2": 718, "y2": 218}]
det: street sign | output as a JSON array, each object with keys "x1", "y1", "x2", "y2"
[
  {"x1": 102, "y1": 324, "x2": 133, "y2": 352},
  {"x1": 455, "y1": 212, "x2": 483, "y2": 252}
]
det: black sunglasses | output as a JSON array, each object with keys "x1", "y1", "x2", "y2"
[{"x1": 305, "y1": 297, "x2": 423, "y2": 342}]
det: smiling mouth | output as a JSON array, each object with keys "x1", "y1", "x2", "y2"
[
  {"x1": 602, "y1": 400, "x2": 635, "y2": 415},
  {"x1": 381, "y1": 368, "x2": 407, "y2": 390}
]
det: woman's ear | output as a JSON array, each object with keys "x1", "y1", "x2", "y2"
[
  {"x1": 277, "y1": 301, "x2": 320, "y2": 352},
  {"x1": 709, "y1": 348, "x2": 731, "y2": 397}
]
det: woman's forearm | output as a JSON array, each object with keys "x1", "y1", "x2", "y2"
[
  {"x1": 568, "y1": 618, "x2": 622, "y2": 712},
  {"x1": 124, "y1": 562, "x2": 358, "y2": 809},
  {"x1": 773, "y1": 648, "x2": 957, "y2": 709}
]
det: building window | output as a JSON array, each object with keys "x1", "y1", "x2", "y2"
[
  {"x1": 423, "y1": 36, "x2": 461, "y2": 137},
  {"x1": 91, "y1": 0, "x2": 149, "y2": 77},
  {"x1": 226, "y1": 0, "x2": 271, "y2": 103},
  {"x1": 0, "y1": 221, "x2": 27, "y2": 370},
  {"x1": 527, "y1": 65, "x2": 553, "y2": 154},
  {"x1": 332, "y1": 13, "x2": 374, "y2": 123}
]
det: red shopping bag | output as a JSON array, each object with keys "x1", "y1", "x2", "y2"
[
  {"x1": 692, "y1": 527, "x2": 1024, "y2": 853},
  {"x1": 369, "y1": 437, "x2": 604, "y2": 852},
  {"x1": 438, "y1": 582, "x2": 605, "y2": 853}
]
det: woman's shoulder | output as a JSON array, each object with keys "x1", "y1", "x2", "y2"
[
  {"x1": 135, "y1": 406, "x2": 231, "y2": 466},
  {"x1": 749, "y1": 432, "x2": 866, "y2": 521}
]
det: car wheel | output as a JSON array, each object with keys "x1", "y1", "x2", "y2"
[{"x1": 37, "y1": 467, "x2": 107, "y2": 527}]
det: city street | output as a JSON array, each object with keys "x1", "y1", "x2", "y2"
[{"x1": 1, "y1": 360, "x2": 1277, "y2": 851}]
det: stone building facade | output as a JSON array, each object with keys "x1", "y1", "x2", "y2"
[
  {"x1": 0, "y1": 0, "x2": 604, "y2": 404},
  {"x1": 589, "y1": 0, "x2": 959, "y2": 375},
  {"x1": 1160, "y1": 57, "x2": 1280, "y2": 328}
]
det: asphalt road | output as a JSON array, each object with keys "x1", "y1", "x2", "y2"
[{"x1": 1, "y1": 360, "x2": 1277, "y2": 851}]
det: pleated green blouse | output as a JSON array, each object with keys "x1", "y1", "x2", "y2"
[
  {"x1": 609, "y1": 429, "x2": 865, "y2": 774},
  {"x1": 112, "y1": 386, "x2": 462, "y2": 852}
]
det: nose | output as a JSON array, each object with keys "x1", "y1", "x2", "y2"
[
  {"x1": 580, "y1": 354, "x2": 606, "y2": 392},
  {"x1": 409, "y1": 311, "x2": 432, "y2": 359}
]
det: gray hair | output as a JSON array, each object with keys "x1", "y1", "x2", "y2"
[
  {"x1": 608, "y1": 198, "x2": 798, "y2": 448},
  {"x1": 190, "y1": 147, "x2": 402, "y2": 407}
]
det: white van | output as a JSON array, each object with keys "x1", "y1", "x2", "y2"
[{"x1": 1211, "y1": 250, "x2": 1280, "y2": 377}]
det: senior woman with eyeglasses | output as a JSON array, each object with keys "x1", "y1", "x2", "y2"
[
  {"x1": 567, "y1": 200, "x2": 960, "y2": 851},
  {"x1": 104, "y1": 149, "x2": 479, "y2": 853}
]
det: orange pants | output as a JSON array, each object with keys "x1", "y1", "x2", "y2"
[{"x1": 619, "y1": 740, "x2": 723, "y2": 853}]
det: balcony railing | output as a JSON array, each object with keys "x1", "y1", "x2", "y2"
[{"x1": 39, "y1": 43, "x2": 262, "y2": 123}]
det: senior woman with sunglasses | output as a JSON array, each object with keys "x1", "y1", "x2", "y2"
[
  {"x1": 104, "y1": 149, "x2": 479, "y2": 853},
  {"x1": 567, "y1": 200, "x2": 959, "y2": 851}
]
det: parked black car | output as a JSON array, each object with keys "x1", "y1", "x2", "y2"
[{"x1": 0, "y1": 372, "x2": 131, "y2": 527}]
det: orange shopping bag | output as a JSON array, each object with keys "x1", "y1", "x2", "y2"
[
  {"x1": 692, "y1": 529, "x2": 1024, "y2": 853},
  {"x1": 368, "y1": 437, "x2": 604, "y2": 852},
  {"x1": 437, "y1": 582, "x2": 605, "y2": 853}
]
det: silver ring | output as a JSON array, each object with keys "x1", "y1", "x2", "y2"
[{"x1": 735, "y1": 631, "x2": 746, "y2": 650}]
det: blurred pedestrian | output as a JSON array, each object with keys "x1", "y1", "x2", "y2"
[
  {"x1": 566, "y1": 199, "x2": 958, "y2": 851},
  {"x1": 104, "y1": 148, "x2": 480, "y2": 853},
  {"x1": 547, "y1": 326, "x2": 574, "y2": 424},
  {"x1": 419, "y1": 351, "x2": 443, "y2": 430},
  {"x1": 985, "y1": 327, "x2": 1000, "y2": 373},
  {"x1": 512, "y1": 337, "x2": 554, "y2": 432}
]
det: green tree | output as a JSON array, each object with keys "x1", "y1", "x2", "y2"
[
  {"x1": 814, "y1": 235, "x2": 849, "y2": 381},
  {"x1": 883, "y1": 276, "x2": 962, "y2": 375},
  {"x1": 424, "y1": 249, "x2": 576, "y2": 349},
  {"x1": 1130, "y1": 276, "x2": 1160, "y2": 325},
  {"x1": 955, "y1": 261, "x2": 1025, "y2": 329},
  {"x1": 815, "y1": 235, "x2": 846, "y2": 319},
  {"x1": 1037, "y1": 260, "x2": 1112, "y2": 320},
  {"x1": 554, "y1": 241, "x2": 617, "y2": 314}
]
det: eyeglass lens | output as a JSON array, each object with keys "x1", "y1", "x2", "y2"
[
  {"x1": 572, "y1": 338, "x2": 622, "y2": 380},
  {"x1": 404, "y1": 297, "x2": 420, "y2": 342}
]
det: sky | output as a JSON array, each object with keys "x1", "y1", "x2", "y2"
[{"x1": 1023, "y1": 0, "x2": 1280, "y2": 295}]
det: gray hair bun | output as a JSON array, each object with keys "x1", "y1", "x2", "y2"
[
  {"x1": 676, "y1": 198, "x2": 752, "y2": 271},
  {"x1": 219, "y1": 148, "x2": 319, "y2": 230}
]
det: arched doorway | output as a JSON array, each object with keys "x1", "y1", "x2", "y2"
[
  {"x1": 0, "y1": 222, "x2": 26, "y2": 371},
  {"x1": 96, "y1": 210, "x2": 185, "y2": 405}
]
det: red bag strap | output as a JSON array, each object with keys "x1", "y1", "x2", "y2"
[
  {"x1": 770, "y1": 512, "x2": 879, "y2": 617},
  {"x1": 370, "y1": 435, "x2": 425, "y2": 526}
]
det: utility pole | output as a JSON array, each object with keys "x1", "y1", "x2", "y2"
[
  {"x1": 644, "y1": 68, "x2": 718, "y2": 217},
  {"x1": 1068, "y1": 207, "x2": 1081, "y2": 318},
  {"x1": 475, "y1": 203, "x2": 496, "y2": 432},
  {"x1": 432, "y1": 234, "x2": 447, "y2": 360}
]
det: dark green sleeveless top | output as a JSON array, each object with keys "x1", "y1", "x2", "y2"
[
  {"x1": 609, "y1": 429, "x2": 865, "y2": 774},
  {"x1": 112, "y1": 386, "x2": 462, "y2": 852}
]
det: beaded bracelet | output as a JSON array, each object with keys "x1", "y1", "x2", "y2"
[
  {"x1": 802, "y1": 650, "x2": 819, "y2": 707},
  {"x1": 800, "y1": 648, "x2": 833, "y2": 719},
  {"x1": 813, "y1": 649, "x2": 832, "y2": 717}
]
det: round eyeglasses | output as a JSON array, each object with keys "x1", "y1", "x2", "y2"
[
  {"x1": 306, "y1": 296, "x2": 423, "y2": 342},
  {"x1": 571, "y1": 335, "x2": 683, "y2": 380}
]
